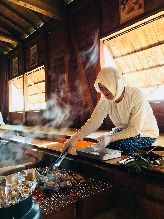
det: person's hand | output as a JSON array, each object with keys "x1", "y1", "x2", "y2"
[
  {"x1": 62, "y1": 139, "x2": 74, "y2": 153},
  {"x1": 96, "y1": 135, "x2": 111, "y2": 148}
]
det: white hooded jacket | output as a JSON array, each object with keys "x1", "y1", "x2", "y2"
[{"x1": 69, "y1": 67, "x2": 159, "y2": 144}]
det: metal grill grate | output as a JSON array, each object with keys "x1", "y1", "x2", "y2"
[{"x1": 37, "y1": 169, "x2": 111, "y2": 214}]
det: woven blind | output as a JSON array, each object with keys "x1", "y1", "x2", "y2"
[{"x1": 101, "y1": 11, "x2": 164, "y2": 101}]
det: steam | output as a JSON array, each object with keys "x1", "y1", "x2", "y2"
[
  {"x1": 0, "y1": 139, "x2": 31, "y2": 167},
  {"x1": 0, "y1": 129, "x2": 41, "y2": 169},
  {"x1": 81, "y1": 32, "x2": 99, "y2": 70},
  {"x1": 0, "y1": 31, "x2": 99, "y2": 167},
  {"x1": 0, "y1": 143, "x2": 23, "y2": 166},
  {"x1": 0, "y1": 78, "x2": 88, "y2": 168},
  {"x1": 43, "y1": 79, "x2": 88, "y2": 129}
]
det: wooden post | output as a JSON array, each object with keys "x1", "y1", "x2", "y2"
[
  {"x1": 69, "y1": 25, "x2": 94, "y2": 113},
  {"x1": 63, "y1": 21, "x2": 69, "y2": 102}
]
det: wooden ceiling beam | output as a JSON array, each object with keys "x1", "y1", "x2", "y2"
[
  {"x1": 5, "y1": 42, "x2": 15, "y2": 49},
  {"x1": 0, "y1": 45, "x2": 7, "y2": 54},
  {"x1": 0, "y1": 42, "x2": 12, "y2": 52},
  {"x1": 7, "y1": 0, "x2": 61, "y2": 20},
  {"x1": 32, "y1": 10, "x2": 49, "y2": 23},
  {"x1": 1, "y1": 1, "x2": 38, "y2": 29},
  {"x1": 0, "y1": 13, "x2": 29, "y2": 35},
  {"x1": 0, "y1": 18, "x2": 25, "y2": 39},
  {"x1": 0, "y1": 32, "x2": 19, "y2": 44}
]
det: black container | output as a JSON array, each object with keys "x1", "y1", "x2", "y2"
[{"x1": 0, "y1": 196, "x2": 41, "y2": 219}]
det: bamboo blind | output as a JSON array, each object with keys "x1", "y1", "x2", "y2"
[{"x1": 102, "y1": 11, "x2": 164, "y2": 88}]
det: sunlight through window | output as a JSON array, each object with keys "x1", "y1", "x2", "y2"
[
  {"x1": 9, "y1": 66, "x2": 46, "y2": 112},
  {"x1": 100, "y1": 12, "x2": 164, "y2": 102},
  {"x1": 9, "y1": 76, "x2": 24, "y2": 112}
]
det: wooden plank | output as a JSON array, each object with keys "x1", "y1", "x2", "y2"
[
  {"x1": 63, "y1": 22, "x2": 69, "y2": 100},
  {"x1": 0, "y1": 46, "x2": 7, "y2": 54},
  {"x1": 0, "y1": 18, "x2": 25, "y2": 39},
  {"x1": 0, "y1": 42, "x2": 12, "y2": 52},
  {"x1": 7, "y1": 0, "x2": 61, "y2": 19},
  {"x1": 0, "y1": 31, "x2": 18, "y2": 44},
  {"x1": 70, "y1": 25, "x2": 94, "y2": 113},
  {"x1": 0, "y1": 13, "x2": 29, "y2": 35},
  {"x1": 1, "y1": 0, "x2": 38, "y2": 29}
]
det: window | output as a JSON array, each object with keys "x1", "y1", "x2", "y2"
[
  {"x1": 24, "y1": 66, "x2": 46, "y2": 111},
  {"x1": 9, "y1": 76, "x2": 24, "y2": 112},
  {"x1": 9, "y1": 65, "x2": 46, "y2": 112},
  {"x1": 100, "y1": 11, "x2": 164, "y2": 102}
]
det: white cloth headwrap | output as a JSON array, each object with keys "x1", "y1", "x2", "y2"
[
  {"x1": 94, "y1": 67, "x2": 125, "y2": 101},
  {"x1": 0, "y1": 112, "x2": 5, "y2": 125}
]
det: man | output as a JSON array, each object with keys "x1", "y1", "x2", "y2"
[{"x1": 63, "y1": 67, "x2": 159, "y2": 155}]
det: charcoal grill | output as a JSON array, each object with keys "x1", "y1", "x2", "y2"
[
  {"x1": 0, "y1": 141, "x2": 113, "y2": 219},
  {"x1": 0, "y1": 196, "x2": 41, "y2": 219}
]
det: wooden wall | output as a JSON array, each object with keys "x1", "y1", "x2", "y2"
[
  {"x1": 0, "y1": 54, "x2": 8, "y2": 123},
  {"x1": 0, "y1": 0, "x2": 163, "y2": 131},
  {"x1": 100, "y1": 0, "x2": 163, "y2": 36}
]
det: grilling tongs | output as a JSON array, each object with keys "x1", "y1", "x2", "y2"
[{"x1": 49, "y1": 147, "x2": 69, "y2": 170}]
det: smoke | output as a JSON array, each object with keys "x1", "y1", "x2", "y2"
[
  {"x1": 0, "y1": 142, "x2": 23, "y2": 166},
  {"x1": 0, "y1": 31, "x2": 99, "y2": 167},
  {"x1": 0, "y1": 139, "x2": 32, "y2": 167},
  {"x1": 43, "y1": 95, "x2": 71, "y2": 128},
  {"x1": 43, "y1": 79, "x2": 88, "y2": 129},
  {"x1": 0, "y1": 129, "x2": 43, "y2": 169},
  {"x1": 81, "y1": 32, "x2": 99, "y2": 70},
  {"x1": 0, "y1": 77, "x2": 88, "y2": 168}
]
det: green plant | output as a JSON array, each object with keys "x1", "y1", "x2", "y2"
[{"x1": 124, "y1": 148, "x2": 164, "y2": 173}]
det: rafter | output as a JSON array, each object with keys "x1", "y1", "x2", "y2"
[
  {"x1": 1, "y1": 1, "x2": 38, "y2": 29},
  {"x1": 0, "y1": 42, "x2": 13, "y2": 52},
  {"x1": 7, "y1": 0, "x2": 61, "y2": 20},
  {"x1": 0, "y1": 13, "x2": 29, "y2": 35},
  {"x1": 0, "y1": 31, "x2": 19, "y2": 44},
  {"x1": 0, "y1": 18, "x2": 25, "y2": 39},
  {"x1": 32, "y1": 10, "x2": 49, "y2": 23},
  {"x1": 0, "y1": 45, "x2": 7, "y2": 54}
]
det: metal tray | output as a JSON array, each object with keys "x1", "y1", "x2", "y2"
[{"x1": 76, "y1": 147, "x2": 121, "y2": 161}]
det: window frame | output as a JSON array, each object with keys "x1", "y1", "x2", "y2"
[{"x1": 8, "y1": 65, "x2": 46, "y2": 113}]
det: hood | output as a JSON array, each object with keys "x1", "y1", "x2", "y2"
[
  {"x1": 0, "y1": 112, "x2": 5, "y2": 125},
  {"x1": 94, "y1": 67, "x2": 125, "y2": 101}
]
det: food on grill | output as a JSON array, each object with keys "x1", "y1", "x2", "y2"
[
  {"x1": 0, "y1": 169, "x2": 37, "y2": 208},
  {"x1": 38, "y1": 173, "x2": 112, "y2": 214},
  {"x1": 0, "y1": 166, "x2": 87, "y2": 208},
  {"x1": 36, "y1": 168, "x2": 85, "y2": 191}
]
